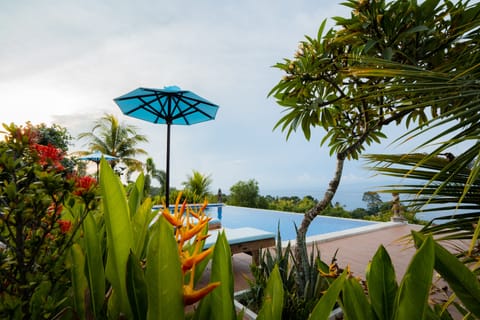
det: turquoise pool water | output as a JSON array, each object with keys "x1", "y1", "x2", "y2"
[{"x1": 205, "y1": 205, "x2": 377, "y2": 241}]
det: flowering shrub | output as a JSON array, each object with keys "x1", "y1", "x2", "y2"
[{"x1": 0, "y1": 123, "x2": 98, "y2": 319}]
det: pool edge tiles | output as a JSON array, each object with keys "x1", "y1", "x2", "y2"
[{"x1": 282, "y1": 221, "x2": 407, "y2": 247}]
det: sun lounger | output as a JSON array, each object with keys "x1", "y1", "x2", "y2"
[{"x1": 203, "y1": 227, "x2": 275, "y2": 265}]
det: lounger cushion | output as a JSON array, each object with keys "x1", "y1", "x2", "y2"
[{"x1": 203, "y1": 227, "x2": 275, "y2": 249}]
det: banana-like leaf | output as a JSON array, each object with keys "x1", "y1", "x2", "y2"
[
  {"x1": 129, "y1": 173, "x2": 145, "y2": 217},
  {"x1": 195, "y1": 231, "x2": 235, "y2": 320},
  {"x1": 146, "y1": 215, "x2": 184, "y2": 320},
  {"x1": 127, "y1": 251, "x2": 148, "y2": 320},
  {"x1": 257, "y1": 264, "x2": 284, "y2": 320},
  {"x1": 309, "y1": 271, "x2": 347, "y2": 320},
  {"x1": 367, "y1": 245, "x2": 398, "y2": 320},
  {"x1": 70, "y1": 243, "x2": 88, "y2": 320},
  {"x1": 100, "y1": 158, "x2": 134, "y2": 318},
  {"x1": 132, "y1": 197, "x2": 154, "y2": 258},
  {"x1": 412, "y1": 231, "x2": 480, "y2": 318},
  {"x1": 342, "y1": 278, "x2": 374, "y2": 320},
  {"x1": 82, "y1": 212, "x2": 105, "y2": 318},
  {"x1": 394, "y1": 235, "x2": 435, "y2": 320}
]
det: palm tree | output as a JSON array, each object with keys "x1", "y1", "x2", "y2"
[
  {"x1": 144, "y1": 157, "x2": 166, "y2": 197},
  {"x1": 182, "y1": 170, "x2": 212, "y2": 203},
  {"x1": 78, "y1": 113, "x2": 148, "y2": 177}
]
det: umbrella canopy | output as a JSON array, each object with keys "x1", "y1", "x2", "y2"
[
  {"x1": 113, "y1": 86, "x2": 219, "y2": 207},
  {"x1": 78, "y1": 151, "x2": 118, "y2": 179},
  {"x1": 78, "y1": 151, "x2": 118, "y2": 163}
]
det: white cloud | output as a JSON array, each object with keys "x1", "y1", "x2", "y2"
[{"x1": 0, "y1": 0, "x2": 412, "y2": 207}]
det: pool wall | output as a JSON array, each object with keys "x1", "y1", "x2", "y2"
[{"x1": 216, "y1": 205, "x2": 406, "y2": 245}]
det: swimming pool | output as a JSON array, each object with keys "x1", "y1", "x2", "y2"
[{"x1": 204, "y1": 205, "x2": 382, "y2": 242}]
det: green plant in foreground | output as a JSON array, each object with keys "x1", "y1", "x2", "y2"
[
  {"x1": 309, "y1": 231, "x2": 480, "y2": 320},
  {"x1": 0, "y1": 123, "x2": 99, "y2": 319},
  {"x1": 242, "y1": 226, "x2": 336, "y2": 320},
  {"x1": 69, "y1": 158, "x2": 243, "y2": 319}
]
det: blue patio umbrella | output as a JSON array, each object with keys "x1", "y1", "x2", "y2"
[
  {"x1": 113, "y1": 86, "x2": 219, "y2": 207},
  {"x1": 78, "y1": 151, "x2": 118, "y2": 179}
]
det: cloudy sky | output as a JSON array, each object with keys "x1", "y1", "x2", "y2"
[{"x1": 1, "y1": 0, "x2": 426, "y2": 209}]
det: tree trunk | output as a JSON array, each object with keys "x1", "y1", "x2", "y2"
[{"x1": 294, "y1": 155, "x2": 345, "y2": 293}]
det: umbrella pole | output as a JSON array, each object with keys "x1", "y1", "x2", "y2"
[{"x1": 165, "y1": 123, "x2": 171, "y2": 209}]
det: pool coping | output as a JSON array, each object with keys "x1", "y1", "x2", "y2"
[{"x1": 282, "y1": 220, "x2": 407, "y2": 247}]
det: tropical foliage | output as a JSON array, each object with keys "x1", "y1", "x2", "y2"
[
  {"x1": 269, "y1": 0, "x2": 480, "y2": 292},
  {"x1": 144, "y1": 157, "x2": 165, "y2": 198},
  {"x1": 182, "y1": 170, "x2": 213, "y2": 203},
  {"x1": 0, "y1": 123, "x2": 98, "y2": 318},
  {"x1": 78, "y1": 113, "x2": 148, "y2": 179},
  {"x1": 336, "y1": 0, "x2": 480, "y2": 263},
  {"x1": 310, "y1": 231, "x2": 480, "y2": 320},
  {"x1": 240, "y1": 229, "x2": 334, "y2": 320}
]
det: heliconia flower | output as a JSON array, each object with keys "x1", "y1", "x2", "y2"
[
  {"x1": 181, "y1": 246, "x2": 213, "y2": 273},
  {"x1": 183, "y1": 281, "x2": 221, "y2": 305},
  {"x1": 179, "y1": 219, "x2": 210, "y2": 242},
  {"x1": 163, "y1": 193, "x2": 221, "y2": 306},
  {"x1": 162, "y1": 208, "x2": 183, "y2": 227},
  {"x1": 57, "y1": 219, "x2": 72, "y2": 234}
]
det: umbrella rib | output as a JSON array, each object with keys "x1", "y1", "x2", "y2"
[
  {"x1": 122, "y1": 96, "x2": 165, "y2": 123},
  {"x1": 170, "y1": 96, "x2": 217, "y2": 123}
]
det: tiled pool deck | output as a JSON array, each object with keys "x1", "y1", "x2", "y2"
[
  {"x1": 195, "y1": 221, "x2": 469, "y2": 319},
  {"x1": 226, "y1": 222, "x2": 466, "y2": 291}
]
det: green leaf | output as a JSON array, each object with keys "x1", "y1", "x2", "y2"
[
  {"x1": 196, "y1": 231, "x2": 235, "y2": 320},
  {"x1": 257, "y1": 264, "x2": 284, "y2": 320},
  {"x1": 413, "y1": 231, "x2": 480, "y2": 318},
  {"x1": 127, "y1": 251, "x2": 148, "y2": 320},
  {"x1": 383, "y1": 47, "x2": 393, "y2": 60},
  {"x1": 309, "y1": 271, "x2": 347, "y2": 320},
  {"x1": 146, "y1": 216, "x2": 184, "y2": 320},
  {"x1": 342, "y1": 278, "x2": 374, "y2": 320},
  {"x1": 100, "y1": 158, "x2": 134, "y2": 318},
  {"x1": 132, "y1": 197, "x2": 154, "y2": 257},
  {"x1": 129, "y1": 172, "x2": 145, "y2": 217},
  {"x1": 82, "y1": 212, "x2": 105, "y2": 318},
  {"x1": 394, "y1": 235, "x2": 435, "y2": 320},
  {"x1": 367, "y1": 245, "x2": 398, "y2": 320},
  {"x1": 405, "y1": 25, "x2": 430, "y2": 34},
  {"x1": 70, "y1": 244, "x2": 88, "y2": 320}
]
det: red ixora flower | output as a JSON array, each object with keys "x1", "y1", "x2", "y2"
[
  {"x1": 57, "y1": 219, "x2": 72, "y2": 234},
  {"x1": 73, "y1": 175, "x2": 97, "y2": 196},
  {"x1": 31, "y1": 143, "x2": 64, "y2": 171}
]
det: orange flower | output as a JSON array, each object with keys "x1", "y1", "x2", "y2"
[
  {"x1": 183, "y1": 281, "x2": 220, "y2": 305},
  {"x1": 181, "y1": 246, "x2": 213, "y2": 273},
  {"x1": 162, "y1": 193, "x2": 221, "y2": 306}
]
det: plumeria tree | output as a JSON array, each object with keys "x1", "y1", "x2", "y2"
[{"x1": 270, "y1": 0, "x2": 479, "y2": 291}]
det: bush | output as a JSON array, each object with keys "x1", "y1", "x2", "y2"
[{"x1": 0, "y1": 123, "x2": 98, "y2": 318}]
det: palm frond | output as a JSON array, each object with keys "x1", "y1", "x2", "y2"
[{"x1": 365, "y1": 153, "x2": 480, "y2": 242}]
